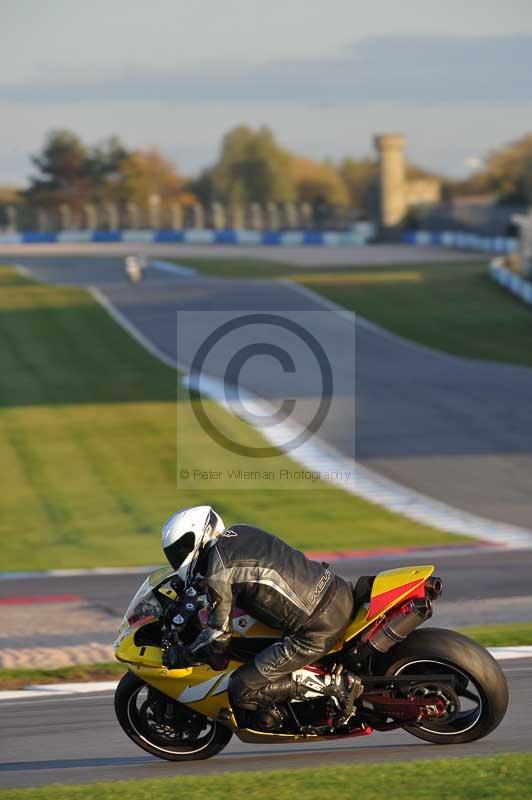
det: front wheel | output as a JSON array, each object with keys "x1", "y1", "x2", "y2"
[
  {"x1": 114, "y1": 672, "x2": 232, "y2": 761},
  {"x1": 374, "y1": 628, "x2": 508, "y2": 745}
]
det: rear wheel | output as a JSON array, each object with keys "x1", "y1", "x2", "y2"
[
  {"x1": 374, "y1": 628, "x2": 508, "y2": 744},
  {"x1": 114, "y1": 672, "x2": 232, "y2": 761}
]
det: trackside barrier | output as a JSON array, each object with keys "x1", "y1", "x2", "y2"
[
  {"x1": 0, "y1": 226, "x2": 375, "y2": 247},
  {"x1": 403, "y1": 230, "x2": 518, "y2": 254},
  {"x1": 489, "y1": 259, "x2": 532, "y2": 306}
]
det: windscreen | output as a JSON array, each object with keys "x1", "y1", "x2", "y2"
[{"x1": 120, "y1": 575, "x2": 164, "y2": 632}]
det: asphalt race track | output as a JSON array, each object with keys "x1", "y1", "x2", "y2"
[
  {"x1": 0, "y1": 241, "x2": 486, "y2": 267},
  {"x1": 8, "y1": 249, "x2": 532, "y2": 531},
  {"x1": 2, "y1": 546, "x2": 532, "y2": 622},
  {"x1": 0, "y1": 658, "x2": 529, "y2": 790}
]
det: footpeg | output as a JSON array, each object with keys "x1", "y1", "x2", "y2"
[{"x1": 335, "y1": 675, "x2": 364, "y2": 727}]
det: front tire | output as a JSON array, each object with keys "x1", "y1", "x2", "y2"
[
  {"x1": 374, "y1": 628, "x2": 508, "y2": 745},
  {"x1": 114, "y1": 672, "x2": 232, "y2": 761}
]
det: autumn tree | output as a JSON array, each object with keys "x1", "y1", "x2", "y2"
[
  {"x1": 291, "y1": 156, "x2": 349, "y2": 206},
  {"x1": 451, "y1": 134, "x2": 532, "y2": 204},
  {"x1": 117, "y1": 148, "x2": 184, "y2": 206},
  {"x1": 480, "y1": 134, "x2": 532, "y2": 204},
  {"x1": 0, "y1": 186, "x2": 23, "y2": 227}
]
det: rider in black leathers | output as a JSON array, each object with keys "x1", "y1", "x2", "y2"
[{"x1": 164, "y1": 515, "x2": 354, "y2": 712}]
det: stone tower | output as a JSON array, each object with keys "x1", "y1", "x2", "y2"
[{"x1": 374, "y1": 133, "x2": 406, "y2": 231}]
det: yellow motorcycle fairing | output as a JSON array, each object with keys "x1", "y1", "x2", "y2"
[
  {"x1": 114, "y1": 564, "x2": 434, "y2": 731},
  {"x1": 115, "y1": 628, "x2": 240, "y2": 728},
  {"x1": 342, "y1": 564, "x2": 435, "y2": 641}
]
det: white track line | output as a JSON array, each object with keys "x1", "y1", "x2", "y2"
[
  {"x1": 1, "y1": 646, "x2": 530, "y2": 701},
  {"x1": 13, "y1": 263, "x2": 49, "y2": 284},
  {"x1": 87, "y1": 283, "x2": 532, "y2": 550},
  {"x1": 182, "y1": 374, "x2": 532, "y2": 548},
  {"x1": 283, "y1": 278, "x2": 531, "y2": 369},
  {"x1": 148, "y1": 259, "x2": 196, "y2": 277},
  {"x1": 89, "y1": 287, "x2": 177, "y2": 369}
]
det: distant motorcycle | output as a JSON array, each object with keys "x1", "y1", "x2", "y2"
[
  {"x1": 124, "y1": 255, "x2": 146, "y2": 283},
  {"x1": 114, "y1": 564, "x2": 508, "y2": 761}
]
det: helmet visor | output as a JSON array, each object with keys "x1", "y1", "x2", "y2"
[{"x1": 163, "y1": 530, "x2": 196, "y2": 571}]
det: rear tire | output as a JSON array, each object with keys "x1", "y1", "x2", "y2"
[
  {"x1": 374, "y1": 628, "x2": 508, "y2": 744},
  {"x1": 114, "y1": 671, "x2": 232, "y2": 761}
]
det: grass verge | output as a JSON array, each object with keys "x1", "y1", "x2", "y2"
[
  {"x1": 456, "y1": 622, "x2": 532, "y2": 647},
  {"x1": 1, "y1": 622, "x2": 530, "y2": 690},
  {"x1": 0, "y1": 265, "x2": 461, "y2": 571},
  {"x1": 2, "y1": 754, "x2": 531, "y2": 799},
  {"x1": 176, "y1": 257, "x2": 532, "y2": 367},
  {"x1": 0, "y1": 662, "x2": 125, "y2": 690}
]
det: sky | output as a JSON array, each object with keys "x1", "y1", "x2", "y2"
[{"x1": 1, "y1": 0, "x2": 532, "y2": 186}]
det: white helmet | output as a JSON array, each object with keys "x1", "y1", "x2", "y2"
[{"x1": 161, "y1": 506, "x2": 225, "y2": 583}]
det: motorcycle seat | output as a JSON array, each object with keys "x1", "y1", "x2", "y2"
[{"x1": 351, "y1": 575, "x2": 375, "y2": 620}]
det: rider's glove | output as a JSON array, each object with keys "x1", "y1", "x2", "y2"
[
  {"x1": 188, "y1": 627, "x2": 231, "y2": 663},
  {"x1": 162, "y1": 642, "x2": 196, "y2": 670}
]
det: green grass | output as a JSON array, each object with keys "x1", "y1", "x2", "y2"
[
  {"x1": 3, "y1": 754, "x2": 531, "y2": 800},
  {"x1": 457, "y1": 622, "x2": 532, "y2": 647},
  {"x1": 176, "y1": 257, "x2": 532, "y2": 368},
  {"x1": 0, "y1": 265, "x2": 461, "y2": 571},
  {"x1": 0, "y1": 662, "x2": 125, "y2": 690}
]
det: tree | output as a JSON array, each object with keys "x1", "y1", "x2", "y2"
[
  {"x1": 86, "y1": 137, "x2": 130, "y2": 202},
  {"x1": 0, "y1": 186, "x2": 22, "y2": 227},
  {"x1": 117, "y1": 148, "x2": 184, "y2": 206},
  {"x1": 211, "y1": 125, "x2": 295, "y2": 204},
  {"x1": 481, "y1": 134, "x2": 532, "y2": 204},
  {"x1": 338, "y1": 158, "x2": 378, "y2": 216},
  {"x1": 28, "y1": 130, "x2": 88, "y2": 205},
  {"x1": 0, "y1": 186, "x2": 22, "y2": 205},
  {"x1": 186, "y1": 168, "x2": 215, "y2": 206},
  {"x1": 27, "y1": 130, "x2": 130, "y2": 208},
  {"x1": 291, "y1": 156, "x2": 349, "y2": 206},
  {"x1": 452, "y1": 134, "x2": 532, "y2": 205}
]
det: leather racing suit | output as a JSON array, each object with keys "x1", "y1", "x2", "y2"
[{"x1": 188, "y1": 524, "x2": 354, "y2": 710}]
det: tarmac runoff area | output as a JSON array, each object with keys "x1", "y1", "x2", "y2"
[{"x1": 0, "y1": 658, "x2": 530, "y2": 789}]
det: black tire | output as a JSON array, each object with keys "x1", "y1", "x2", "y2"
[
  {"x1": 114, "y1": 671, "x2": 232, "y2": 761},
  {"x1": 374, "y1": 627, "x2": 508, "y2": 745}
]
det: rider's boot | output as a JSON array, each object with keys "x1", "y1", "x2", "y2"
[{"x1": 231, "y1": 670, "x2": 362, "y2": 730}]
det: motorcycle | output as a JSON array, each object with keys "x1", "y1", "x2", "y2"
[
  {"x1": 124, "y1": 255, "x2": 146, "y2": 283},
  {"x1": 113, "y1": 563, "x2": 508, "y2": 761}
]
